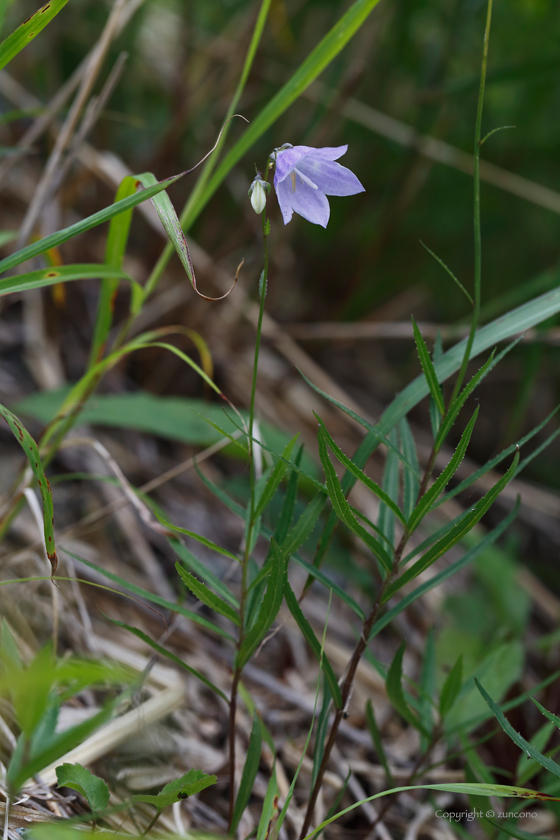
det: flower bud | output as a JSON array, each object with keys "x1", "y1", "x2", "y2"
[{"x1": 248, "y1": 174, "x2": 269, "y2": 214}]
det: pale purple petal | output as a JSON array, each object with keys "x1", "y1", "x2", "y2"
[
  {"x1": 275, "y1": 177, "x2": 295, "y2": 225},
  {"x1": 301, "y1": 145, "x2": 348, "y2": 162},
  {"x1": 274, "y1": 146, "x2": 315, "y2": 185},
  {"x1": 284, "y1": 178, "x2": 330, "y2": 227},
  {"x1": 297, "y1": 158, "x2": 365, "y2": 196}
]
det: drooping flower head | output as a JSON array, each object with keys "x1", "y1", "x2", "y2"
[
  {"x1": 248, "y1": 171, "x2": 270, "y2": 215},
  {"x1": 271, "y1": 144, "x2": 365, "y2": 228}
]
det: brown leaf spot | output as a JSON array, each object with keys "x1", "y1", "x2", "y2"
[
  {"x1": 46, "y1": 271, "x2": 59, "y2": 278},
  {"x1": 41, "y1": 4, "x2": 51, "y2": 11},
  {"x1": 48, "y1": 551, "x2": 58, "y2": 577}
]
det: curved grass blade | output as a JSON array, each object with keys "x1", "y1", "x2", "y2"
[
  {"x1": 90, "y1": 176, "x2": 138, "y2": 367},
  {"x1": 408, "y1": 407, "x2": 479, "y2": 533},
  {"x1": 106, "y1": 617, "x2": 227, "y2": 701},
  {"x1": 0, "y1": 406, "x2": 57, "y2": 574},
  {"x1": 0, "y1": 263, "x2": 136, "y2": 297},
  {"x1": 302, "y1": 783, "x2": 555, "y2": 840},
  {"x1": 316, "y1": 415, "x2": 405, "y2": 525},
  {"x1": 66, "y1": 551, "x2": 235, "y2": 642},
  {"x1": 420, "y1": 241, "x2": 473, "y2": 305},
  {"x1": 382, "y1": 452, "x2": 519, "y2": 603},
  {"x1": 318, "y1": 426, "x2": 392, "y2": 572},
  {"x1": 412, "y1": 316, "x2": 445, "y2": 415},
  {"x1": 0, "y1": 174, "x2": 184, "y2": 276},
  {"x1": 0, "y1": 0, "x2": 69, "y2": 72},
  {"x1": 175, "y1": 563, "x2": 240, "y2": 626}
]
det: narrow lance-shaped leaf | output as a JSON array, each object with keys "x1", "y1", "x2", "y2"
[
  {"x1": 382, "y1": 451, "x2": 520, "y2": 603},
  {"x1": 408, "y1": 407, "x2": 479, "y2": 533},
  {"x1": 316, "y1": 415, "x2": 406, "y2": 525},
  {"x1": 175, "y1": 563, "x2": 240, "y2": 626},
  {"x1": 435, "y1": 351, "x2": 496, "y2": 450},
  {"x1": 412, "y1": 316, "x2": 445, "y2": 415},
  {"x1": 377, "y1": 428, "x2": 400, "y2": 549},
  {"x1": 231, "y1": 714, "x2": 262, "y2": 834},
  {"x1": 366, "y1": 699, "x2": 393, "y2": 786},
  {"x1": 0, "y1": 406, "x2": 57, "y2": 574},
  {"x1": 475, "y1": 679, "x2": 560, "y2": 780},
  {"x1": 106, "y1": 617, "x2": 228, "y2": 701},
  {"x1": 281, "y1": 491, "x2": 325, "y2": 556},
  {"x1": 439, "y1": 656, "x2": 463, "y2": 720},
  {"x1": 236, "y1": 540, "x2": 285, "y2": 670},
  {"x1": 254, "y1": 434, "x2": 299, "y2": 518},
  {"x1": 284, "y1": 579, "x2": 342, "y2": 709},
  {"x1": 398, "y1": 417, "x2": 420, "y2": 521},
  {"x1": 385, "y1": 644, "x2": 427, "y2": 736},
  {"x1": 172, "y1": 540, "x2": 239, "y2": 608},
  {"x1": 0, "y1": 0, "x2": 70, "y2": 72},
  {"x1": 318, "y1": 426, "x2": 392, "y2": 573}
]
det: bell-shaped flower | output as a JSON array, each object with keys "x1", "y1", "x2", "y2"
[{"x1": 272, "y1": 144, "x2": 364, "y2": 227}]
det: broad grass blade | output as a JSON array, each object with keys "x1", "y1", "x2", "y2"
[
  {"x1": 0, "y1": 263, "x2": 135, "y2": 297},
  {"x1": 0, "y1": 0, "x2": 69, "y2": 72}
]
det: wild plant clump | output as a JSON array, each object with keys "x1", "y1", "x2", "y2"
[{"x1": 0, "y1": 1, "x2": 559, "y2": 839}]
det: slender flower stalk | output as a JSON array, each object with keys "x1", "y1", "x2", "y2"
[{"x1": 228, "y1": 160, "x2": 272, "y2": 833}]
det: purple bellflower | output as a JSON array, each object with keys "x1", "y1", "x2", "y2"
[{"x1": 272, "y1": 144, "x2": 365, "y2": 228}]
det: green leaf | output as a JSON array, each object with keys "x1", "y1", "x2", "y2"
[
  {"x1": 516, "y1": 721, "x2": 555, "y2": 787},
  {"x1": 316, "y1": 415, "x2": 405, "y2": 525},
  {"x1": 312, "y1": 678, "x2": 332, "y2": 789},
  {"x1": 0, "y1": 0, "x2": 69, "y2": 72},
  {"x1": 291, "y1": 553, "x2": 365, "y2": 621},
  {"x1": 398, "y1": 417, "x2": 420, "y2": 520},
  {"x1": 133, "y1": 769, "x2": 217, "y2": 808},
  {"x1": 256, "y1": 765, "x2": 279, "y2": 840},
  {"x1": 56, "y1": 764, "x2": 109, "y2": 812},
  {"x1": 318, "y1": 426, "x2": 392, "y2": 573},
  {"x1": 419, "y1": 628, "x2": 436, "y2": 742},
  {"x1": 476, "y1": 679, "x2": 560, "y2": 779},
  {"x1": 365, "y1": 699, "x2": 393, "y2": 785},
  {"x1": 105, "y1": 617, "x2": 227, "y2": 701},
  {"x1": 0, "y1": 405, "x2": 57, "y2": 573},
  {"x1": 0, "y1": 263, "x2": 136, "y2": 298},
  {"x1": 184, "y1": 0, "x2": 385, "y2": 230},
  {"x1": 437, "y1": 405, "x2": 559, "y2": 507},
  {"x1": 386, "y1": 644, "x2": 426, "y2": 735},
  {"x1": 530, "y1": 696, "x2": 560, "y2": 730},
  {"x1": 420, "y1": 241, "x2": 474, "y2": 305},
  {"x1": 172, "y1": 540, "x2": 239, "y2": 608},
  {"x1": 439, "y1": 656, "x2": 463, "y2": 719},
  {"x1": 231, "y1": 714, "x2": 262, "y2": 834},
  {"x1": 236, "y1": 541, "x2": 285, "y2": 669},
  {"x1": 348, "y1": 286, "x2": 560, "y2": 491},
  {"x1": 281, "y1": 491, "x2": 325, "y2": 556},
  {"x1": 66, "y1": 551, "x2": 235, "y2": 642},
  {"x1": 434, "y1": 351, "x2": 496, "y2": 450},
  {"x1": 377, "y1": 428, "x2": 400, "y2": 548},
  {"x1": 0, "y1": 173, "x2": 184, "y2": 276},
  {"x1": 284, "y1": 580, "x2": 342, "y2": 709},
  {"x1": 175, "y1": 563, "x2": 240, "y2": 625},
  {"x1": 90, "y1": 176, "x2": 138, "y2": 366},
  {"x1": 275, "y1": 446, "x2": 302, "y2": 543},
  {"x1": 408, "y1": 407, "x2": 479, "y2": 533},
  {"x1": 412, "y1": 316, "x2": 445, "y2": 415},
  {"x1": 255, "y1": 435, "x2": 299, "y2": 518},
  {"x1": 382, "y1": 452, "x2": 519, "y2": 603}
]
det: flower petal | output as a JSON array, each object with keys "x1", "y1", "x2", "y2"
[
  {"x1": 288, "y1": 179, "x2": 330, "y2": 227},
  {"x1": 274, "y1": 145, "x2": 316, "y2": 186},
  {"x1": 303, "y1": 145, "x2": 348, "y2": 162},
  {"x1": 275, "y1": 177, "x2": 295, "y2": 225},
  {"x1": 297, "y1": 159, "x2": 365, "y2": 196}
]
